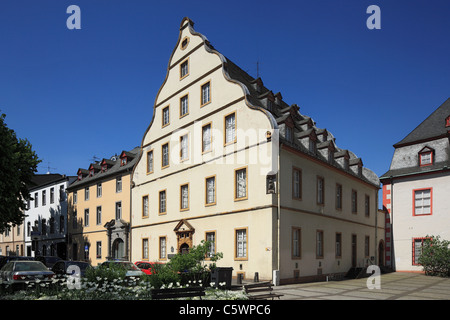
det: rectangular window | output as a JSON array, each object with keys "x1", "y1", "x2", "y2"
[
  {"x1": 413, "y1": 238, "x2": 430, "y2": 265},
  {"x1": 159, "y1": 237, "x2": 167, "y2": 260},
  {"x1": 180, "y1": 95, "x2": 189, "y2": 117},
  {"x1": 96, "y1": 206, "x2": 102, "y2": 225},
  {"x1": 180, "y1": 59, "x2": 189, "y2": 79},
  {"x1": 180, "y1": 134, "x2": 189, "y2": 161},
  {"x1": 365, "y1": 236, "x2": 370, "y2": 257},
  {"x1": 50, "y1": 188, "x2": 54, "y2": 204},
  {"x1": 336, "y1": 184, "x2": 342, "y2": 210},
  {"x1": 116, "y1": 176, "x2": 122, "y2": 193},
  {"x1": 42, "y1": 190, "x2": 46, "y2": 206},
  {"x1": 85, "y1": 187, "x2": 89, "y2": 201},
  {"x1": 96, "y1": 241, "x2": 102, "y2": 259},
  {"x1": 142, "y1": 238, "x2": 149, "y2": 260},
  {"x1": 73, "y1": 191, "x2": 77, "y2": 204},
  {"x1": 162, "y1": 143, "x2": 169, "y2": 168},
  {"x1": 317, "y1": 176, "x2": 324, "y2": 205},
  {"x1": 419, "y1": 152, "x2": 432, "y2": 166},
  {"x1": 235, "y1": 228, "x2": 247, "y2": 260},
  {"x1": 414, "y1": 188, "x2": 432, "y2": 216},
  {"x1": 235, "y1": 167, "x2": 247, "y2": 200},
  {"x1": 316, "y1": 230, "x2": 324, "y2": 258},
  {"x1": 292, "y1": 168, "x2": 302, "y2": 200},
  {"x1": 206, "y1": 231, "x2": 216, "y2": 258},
  {"x1": 224, "y1": 112, "x2": 236, "y2": 145},
  {"x1": 201, "y1": 81, "x2": 211, "y2": 106},
  {"x1": 180, "y1": 184, "x2": 189, "y2": 211},
  {"x1": 202, "y1": 123, "x2": 211, "y2": 153},
  {"x1": 147, "y1": 150, "x2": 153, "y2": 174},
  {"x1": 142, "y1": 195, "x2": 149, "y2": 217},
  {"x1": 162, "y1": 106, "x2": 170, "y2": 127},
  {"x1": 335, "y1": 233, "x2": 342, "y2": 258},
  {"x1": 159, "y1": 190, "x2": 167, "y2": 215},
  {"x1": 365, "y1": 194, "x2": 370, "y2": 217},
  {"x1": 115, "y1": 201, "x2": 122, "y2": 220},
  {"x1": 59, "y1": 185, "x2": 65, "y2": 201},
  {"x1": 351, "y1": 189, "x2": 358, "y2": 213},
  {"x1": 35, "y1": 192, "x2": 38, "y2": 207},
  {"x1": 205, "y1": 176, "x2": 216, "y2": 206},
  {"x1": 97, "y1": 183, "x2": 102, "y2": 198},
  {"x1": 84, "y1": 209, "x2": 89, "y2": 227},
  {"x1": 292, "y1": 227, "x2": 301, "y2": 259}
]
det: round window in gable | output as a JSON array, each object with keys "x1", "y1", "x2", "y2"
[{"x1": 181, "y1": 36, "x2": 190, "y2": 50}]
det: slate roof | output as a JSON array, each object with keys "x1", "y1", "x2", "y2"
[
  {"x1": 221, "y1": 51, "x2": 380, "y2": 187},
  {"x1": 27, "y1": 174, "x2": 74, "y2": 191},
  {"x1": 67, "y1": 146, "x2": 140, "y2": 190},
  {"x1": 393, "y1": 98, "x2": 450, "y2": 147}
]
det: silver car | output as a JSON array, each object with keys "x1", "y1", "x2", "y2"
[{"x1": 0, "y1": 260, "x2": 55, "y2": 289}]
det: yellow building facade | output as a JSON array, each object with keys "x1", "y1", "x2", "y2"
[
  {"x1": 67, "y1": 148, "x2": 138, "y2": 266},
  {"x1": 130, "y1": 18, "x2": 384, "y2": 284}
]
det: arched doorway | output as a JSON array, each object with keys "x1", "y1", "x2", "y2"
[
  {"x1": 180, "y1": 243, "x2": 190, "y2": 255},
  {"x1": 112, "y1": 238, "x2": 125, "y2": 260}
]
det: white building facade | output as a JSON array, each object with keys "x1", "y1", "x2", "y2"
[
  {"x1": 381, "y1": 98, "x2": 450, "y2": 272},
  {"x1": 25, "y1": 174, "x2": 76, "y2": 258}
]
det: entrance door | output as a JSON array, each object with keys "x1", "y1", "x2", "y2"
[
  {"x1": 352, "y1": 235, "x2": 357, "y2": 267},
  {"x1": 378, "y1": 241, "x2": 384, "y2": 266},
  {"x1": 180, "y1": 243, "x2": 190, "y2": 255},
  {"x1": 112, "y1": 238, "x2": 125, "y2": 260}
]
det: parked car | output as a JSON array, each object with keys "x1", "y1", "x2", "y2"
[
  {"x1": 100, "y1": 261, "x2": 145, "y2": 278},
  {"x1": 0, "y1": 256, "x2": 35, "y2": 270},
  {"x1": 51, "y1": 260, "x2": 92, "y2": 278},
  {"x1": 35, "y1": 256, "x2": 62, "y2": 269},
  {"x1": 134, "y1": 261, "x2": 164, "y2": 275},
  {"x1": 0, "y1": 261, "x2": 55, "y2": 290}
]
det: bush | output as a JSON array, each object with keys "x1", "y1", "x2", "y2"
[{"x1": 418, "y1": 235, "x2": 450, "y2": 277}]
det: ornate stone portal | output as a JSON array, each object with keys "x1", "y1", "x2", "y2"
[
  {"x1": 104, "y1": 219, "x2": 130, "y2": 260},
  {"x1": 174, "y1": 219, "x2": 195, "y2": 254}
]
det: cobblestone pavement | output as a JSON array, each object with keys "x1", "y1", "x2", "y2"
[{"x1": 271, "y1": 272, "x2": 450, "y2": 300}]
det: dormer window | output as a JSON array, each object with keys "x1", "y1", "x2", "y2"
[
  {"x1": 445, "y1": 115, "x2": 450, "y2": 127},
  {"x1": 267, "y1": 99, "x2": 274, "y2": 112},
  {"x1": 309, "y1": 138, "x2": 317, "y2": 155},
  {"x1": 419, "y1": 146, "x2": 434, "y2": 167},
  {"x1": 121, "y1": 157, "x2": 127, "y2": 166}
]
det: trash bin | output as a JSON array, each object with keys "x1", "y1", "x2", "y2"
[{"x1": 210, "y1": 267, "x2": 233, "y2": 289}]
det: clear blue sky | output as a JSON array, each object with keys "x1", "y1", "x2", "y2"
[{"x1": 1, "y1": 0, "x2": 449, "y2": 182}]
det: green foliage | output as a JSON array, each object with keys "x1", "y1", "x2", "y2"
[
  {"x1": 418, "y1": 235, "x2": 450, "y2": 277},
  {"x1": 0, "y1": 112, "x2": 41, "y2": 233},
  {"x1": 143, "y1": 240, "x2": 223, "y2": 288}
]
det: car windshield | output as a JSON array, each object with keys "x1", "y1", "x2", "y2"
[{"x1": 14, "y1": 262, "x2": 49, "y2": 272}]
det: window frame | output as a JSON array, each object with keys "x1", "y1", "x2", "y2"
[
  {"x1": 159, "y1": 190, "x2": 167, "y2": 215},
  {"x1": 234, "y1": 166, "x2": 248, "y2": 201},
  {"x1": 335, "y1": 232, "x2": 342, "y2": 258},
  {"x1": 180, "y1": 134, "x2": 189, "y2": 162},
  {"x1": 179, "y1": 94, "x2": 189, "y2": 118},
  {"x1": 419, "y1": 151, "x2": 433, "y2": 167},
  {"x1": 161, "y1": 142, "x2": 170, "y2": 169},
  {"x1": 351, "y1": 189, "x2": 358, "y2": 214},
  {"x1": 224, "y1": 112, "x2": 237, "y2": 146},
  {"x1": 292, "y1": 167, "x2": 302, "y2": 200},
  {"x1": 316, "y1": 230, "x2": 324, "y2": 259},
  {"x1": 413, "y1": 188, "x2": 432, "y2": 216},
  {"x1": 146, "y1": 149, "x2": 154, "y2": 174},
  {"x1": 180, "y1": 58, "x2": 189, "y2": 80},
  {"x1": 205, "y1": 175, "x2": 216, "y2": 206},
  {"x1": 200, "y1": 80, "x2": 211, "y2": 107},
  {"x1": 202, "y1": 122, "x2": 212, "y2": 154},
  {"x1": 235, "y1": 227, "x2": 248, "y2": 261},
  {"x1": 159, "y1": 236, "x2": 167, "y2": 261},
  {"x1": 292, "y1": 227, "x2": 301, "y2": 259},
  {"x1": 162, "y1": 105, "x2": 170, "y2": 128},
  {"x1": 142, "y1": 238, "x2": 149, "y2": 261},
  {"x1": 142, "y1": 195, "x2": 149, "y2": 218},
  {"x1": 336, "y1": 183, "x2": 343, "y2": 210},
  {"x1": 180, "y1": 183, "x2": 189, "y2": 211},
  {"x1": 316, "y1": 176, "x2": 325, "y2": 206},
  {"x1": 205, "y1": 231, "x2": 216, "y2": 260}
]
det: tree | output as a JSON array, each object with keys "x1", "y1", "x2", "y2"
[
  {"x1": 0, "y1": 112, "x2": 41, "y2": 233},
  {"x1": 418, "y1": 235, "x2": 450, "y2": 277}
]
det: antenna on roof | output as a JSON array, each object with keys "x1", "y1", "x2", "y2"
[
  {"x1": 90, "y1": 155, "x2": 100, "y2": 164},
  {"x1": 40, "y1": 161, "x2": 57, "y2": 174}
]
